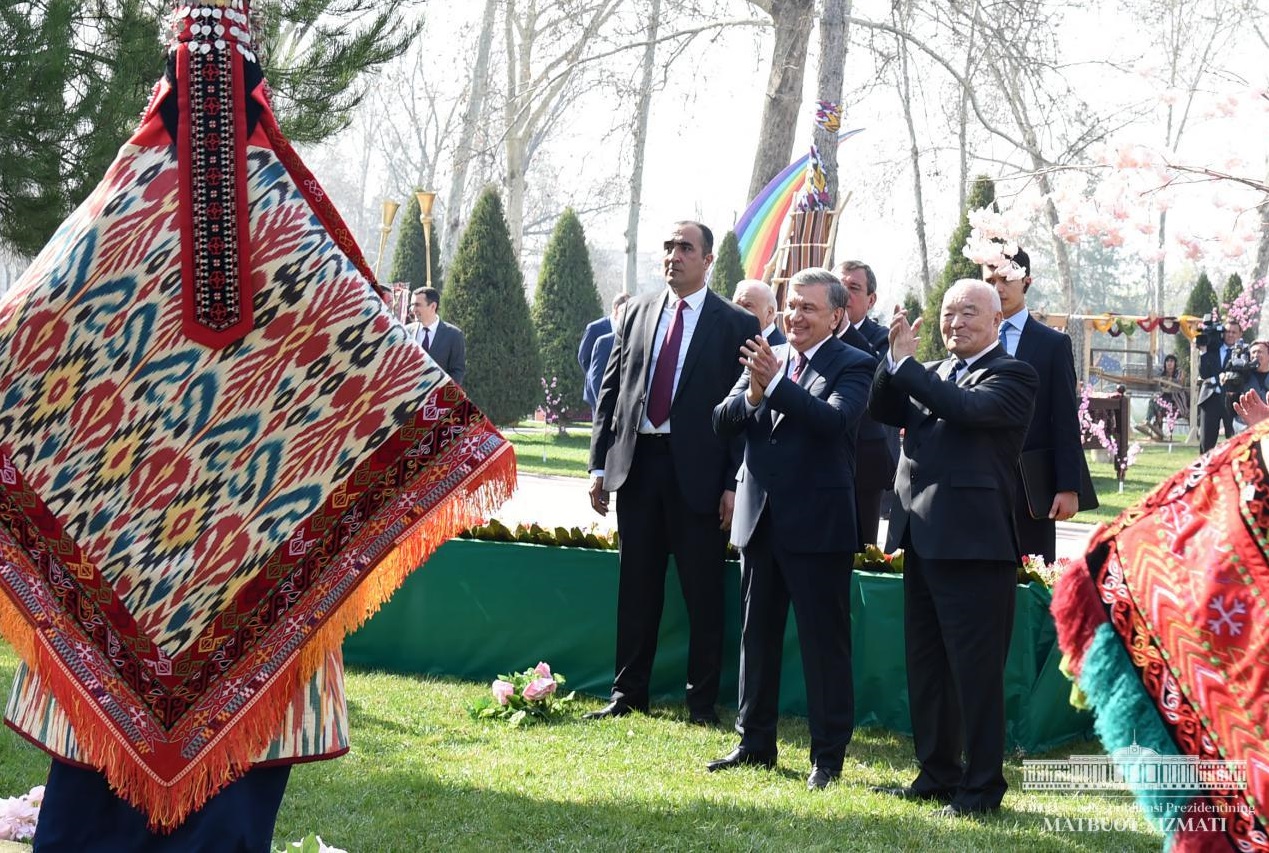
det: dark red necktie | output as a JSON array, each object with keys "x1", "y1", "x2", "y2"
[
  {"x1": 790, "y1": 352, "x2": 808, "y2": 384},
  {"x1": 646, "y1": 300, "x2": 687, "y2": 426}
]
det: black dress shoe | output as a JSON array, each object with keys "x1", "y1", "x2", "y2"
[
  {"x1": 706, "y1": 748, "x2": 776, "y2": 772},
  {"x1": 688, "y1": 712, "x2": 721, "y2": 727},
  {"x1": 807, "y1": 767, "x2": 840, "y2": 790},
  {"x1": 931, "y1": 801, "x2": 999, "y2": 818},
  {"x1": 870, "y1": 785, "x2": 955, "y2": 803},
  {"x1": 582, "y1": 701, "x2": 635, "y2": 720}
]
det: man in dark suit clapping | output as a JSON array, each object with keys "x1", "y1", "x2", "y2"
[
  {"x1": 983, "y1": 247, "x2": 1087, "y2": 562},
  {"x1": 868, "y1": 279, "x2": 1037, "y2": 816},
  {"x1": 708, "y1": 268, "x2": 873, "y2": 790},
  {"x1": 586, "y1": 221, "x2": 760, "y2": 724}
]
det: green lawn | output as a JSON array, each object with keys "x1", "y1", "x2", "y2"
[
  {"x1": 1080, "y1": 441, "x2": 1198, "y2": 525},
  {"x1": 0, "y1": 642, "x2": 1161, "y2": 851},
  {"x1": 502, "y1": 419, "x2": 592, "y2": 477}
]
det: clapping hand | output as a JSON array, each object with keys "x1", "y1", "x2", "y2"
[
  {"x1": 739, "y1": 336, "x2": 780, "y2": 405},
  {"x1": 888, "y1": 304, "x2": 922, "y2": 362},
  {"x1": 1234, "y1": 390, "x2": 1269, "y2": 427}
]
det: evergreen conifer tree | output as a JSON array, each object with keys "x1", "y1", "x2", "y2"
[
  {"x1": 1176, "y1": 271, "x2": 1218, "y2": 372},
  {"x1": 709, "y1": 230, "x2": 746, "y2": 298},
  {"x1": 388, "y1": 193, "x2": 443, "y2": 293},
  {"x1": 918, "y1": 176, "x2": 996, "y2": 361},
  {"x1": 1221, "y1": 272, "x2": 1254, "y2": 340},
  {"x1": 902, "y1": 291, "x2": 922, "y2": 326},
  {"x1": 531, "y1": 208, "x2": 602, "y2": 416},
  {"x1": 441, "y1": 187, "x2": 541, "y2": 425}
]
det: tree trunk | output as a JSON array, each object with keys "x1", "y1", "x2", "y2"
[
  {"x1": 892, "y1": 0, "x2": 929, "y2": 299},
  {"x1": 623, "y1": 0, "x2": 662, "y2": 296},
  {"x1": 746, "y1": 0, "x2": 815, "y2": 202},
  {"x1": 442, "y1": 0, "x2": 498, "y2": 264},
  {"x1": 812, "y1": 0, "x2": 848, "y2": 206},
  {"x1": 1253, "y1": 170, "x2": 1269, "y2": 338}
]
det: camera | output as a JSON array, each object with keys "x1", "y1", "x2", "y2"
[
  {"x1": 1200, "y1": 311, "x2": 1227, "y2": 348},
  {"x1": 1221, "y1": 340, "x2": 1253, "y2": 395}
]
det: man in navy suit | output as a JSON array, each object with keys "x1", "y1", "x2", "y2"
[
  {"x1": 584, "y1": 299, "x2": 627, "y2": 410},
  {"x1": 835, "y1": 260, "x2": 895, "y2": 545},
  {"x1": 708, "y1": 267, "x2": 873, "y2": 790},
  {"x1": 579, "y1": 293, "x2": 630, "y2": 405},
  {"x1": 1198, "y1": 320, "x2": 1243, "y2": 452},
  {"x1": 868, "y1": 279, "x2": 1037, "y2": 816},
  {"x1": 983, "y1": 247, "x2": 1087, "y2": 562},
  {"x1": 732, "y1": 279, "x2": 786, "y2": 346},
  {"x1": 587, "y1": 221, "x2": 760, "y2": 724}
]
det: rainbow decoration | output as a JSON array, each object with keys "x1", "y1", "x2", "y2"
[{"x1": 734, "y1": 128, "x2": 864, "y2": 278}]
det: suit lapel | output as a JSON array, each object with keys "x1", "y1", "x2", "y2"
[
  {"x1": 640, "y1": 292, "x2": 669, "y2": 387},
  {"x1": 1013, "y1": 315, "x2": 1037, "y2": 363},
  {"x1": 676, "y1": 290, "x2": 721, "y2": 396}
]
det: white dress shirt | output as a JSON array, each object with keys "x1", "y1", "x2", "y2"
[{"x1": 639, "y1": 286, "x2": 709, "y2": 434}]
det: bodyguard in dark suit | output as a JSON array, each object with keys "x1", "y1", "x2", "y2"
[
  {"x1": 586, "y1": 221, "x2": 760, "y2": 723},
  {"x1": 983, "y1": 248, "x2": 1087, "y2": 562},
  {"x1": 732, "y1": 279, "x2": 786, "y2": 346},
  {"x1": 835, "y1": 260, "x2": 894, "y2": 545},
  {"x1": 708, "y1": 268, "x2": 873, "y2": 790},
  {"x1": 868, "y1": 279, "x2": 1037, "y2": 816},
  {"x1": 406, "y1": 287, "x2": 467, "y2": 385},
  {"x1": 579, "y1": 293, "x2": 630, "y2": 408}
]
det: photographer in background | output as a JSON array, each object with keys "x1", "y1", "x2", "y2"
[
  {"x1": 1197, "y1": 316, "x2": 1247, "y2": 452},
  {"x1": 1246, "y1": 341, "x2": 1269, "y2": 403}
]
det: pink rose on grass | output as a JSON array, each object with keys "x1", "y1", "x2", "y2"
[
  {"x1": 534, "y1": 661, "x2": 552, "y2": 678},
  {"x1": 522, "y1": 677, "x2": 557, "y2": 702},
  {"x1": 491, "y1": 679, "x2": 515, "y2": 706}
]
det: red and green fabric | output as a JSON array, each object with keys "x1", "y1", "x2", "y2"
[
  {"x1": 0, "y1": 0, "x2": 514, "y2": 831},
  {"x1": 1052, "y1": 427, "x2": 1269, "y2": 851}
]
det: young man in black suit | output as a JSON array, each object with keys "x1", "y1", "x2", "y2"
[
  {"x1": 835, "y1": 259, "x2": 895, "y2": 545},
  {"x1": 709, "y1": 268, "x2": 874, "y2": 790},
  {"x1": 587, "y1": 221, "x2": 760, "y2": 725},
  {"x1": 983, "y1": 248, "x2": 1086, "y2": 562},
  {"x1": 407, "y1": 287, "x2": 467, "y2": 386},
  {"x1": 868, "y1": 279, "x2": 1037, "y2": 816}
]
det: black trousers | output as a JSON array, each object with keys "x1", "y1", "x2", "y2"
[
  {"x1": 1199, "y1": 397, "x2": 1234, "y2": 453},
  {"x1": 611, "y1": 434, "x2": 727, "y2": 714},
  {"x1": 854, "y1": 437, "x2": 893, "y2": 547},
  {"x1": 33, "y1": 760, "x2": 290, "y2": 852},
  {"x1": 737, "y1": 511, "x2": 854, "y2": 771},
  {"x1": 901, "y1": 538, "x2": 1016, "y2": 812}
]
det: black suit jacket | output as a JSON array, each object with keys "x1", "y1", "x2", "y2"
[
  {"x1": 1011, "y1": 316, "x2": 1084, "y2": 494},
  {"x1": 765, "y1": 326, "x2": 787, "y2": 347},
  {"x1": 839, "y1": 320, "x2": 894, "y2": 480},
  {"x1": 868, "y1": 345, "x2": 1038, "y2": 562},
  {"x1": 406, "y1": 319, "x2": 466, "y2": 385},
  {"x1": 590, "y1": 288, "x2": 760, "y2": 514},
  {"x1": 714, "y1": 337, "x2": 874, "y2": 553},
  {"x1": 1198, "y1": 344, "x2": 1230, "y2": 410}
]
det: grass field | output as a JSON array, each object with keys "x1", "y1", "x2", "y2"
[{"x1": 0, "y1": 642, "x2": 1162, "y2": 852}]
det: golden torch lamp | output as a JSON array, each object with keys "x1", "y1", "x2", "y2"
[{"x1": 415, "y1": 189, "x2": 436, "y2": 290}]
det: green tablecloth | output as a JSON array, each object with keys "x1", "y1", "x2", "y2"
[{"x1": 345, "y1": 539, "x2": 1091, "y2": 753}]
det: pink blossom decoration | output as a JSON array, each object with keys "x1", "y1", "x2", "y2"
[
  {"x1": 491, "y1": 679, "x2": 515, "y2": 706},
  {"x1": 522, "y1": 677, "x2": 558, "y2": 702},
  {"x1": 533, "y1": 661, "x2": 552, "y2": 678},
  {"x1": 0, "y1": 785, "x2": 44, "y2": 843}
]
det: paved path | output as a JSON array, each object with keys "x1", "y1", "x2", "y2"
[{"x1": 494, "y1": 473, "x2": 1096, "y2": 560}]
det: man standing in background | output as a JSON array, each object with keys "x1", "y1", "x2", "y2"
[
  {"x1": 982, "y1": 248, "x2": 1086, "y2": 563},
  {"x1": 732, "y1": 279, "x2": 785, "y2": 346},
  {"x1": 407, "y1": 287, "x2": 467, "y2": 386},
  {"x1": 579, "y1": 293, "x2": 631, "y2": 406},
  {"x1": 835, "y1": 260, "x2": 893, "y2": 546}
]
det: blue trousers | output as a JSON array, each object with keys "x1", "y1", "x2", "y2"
[{"x1": 33, "y1": 759, "x2": 290, "y2": 852}]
